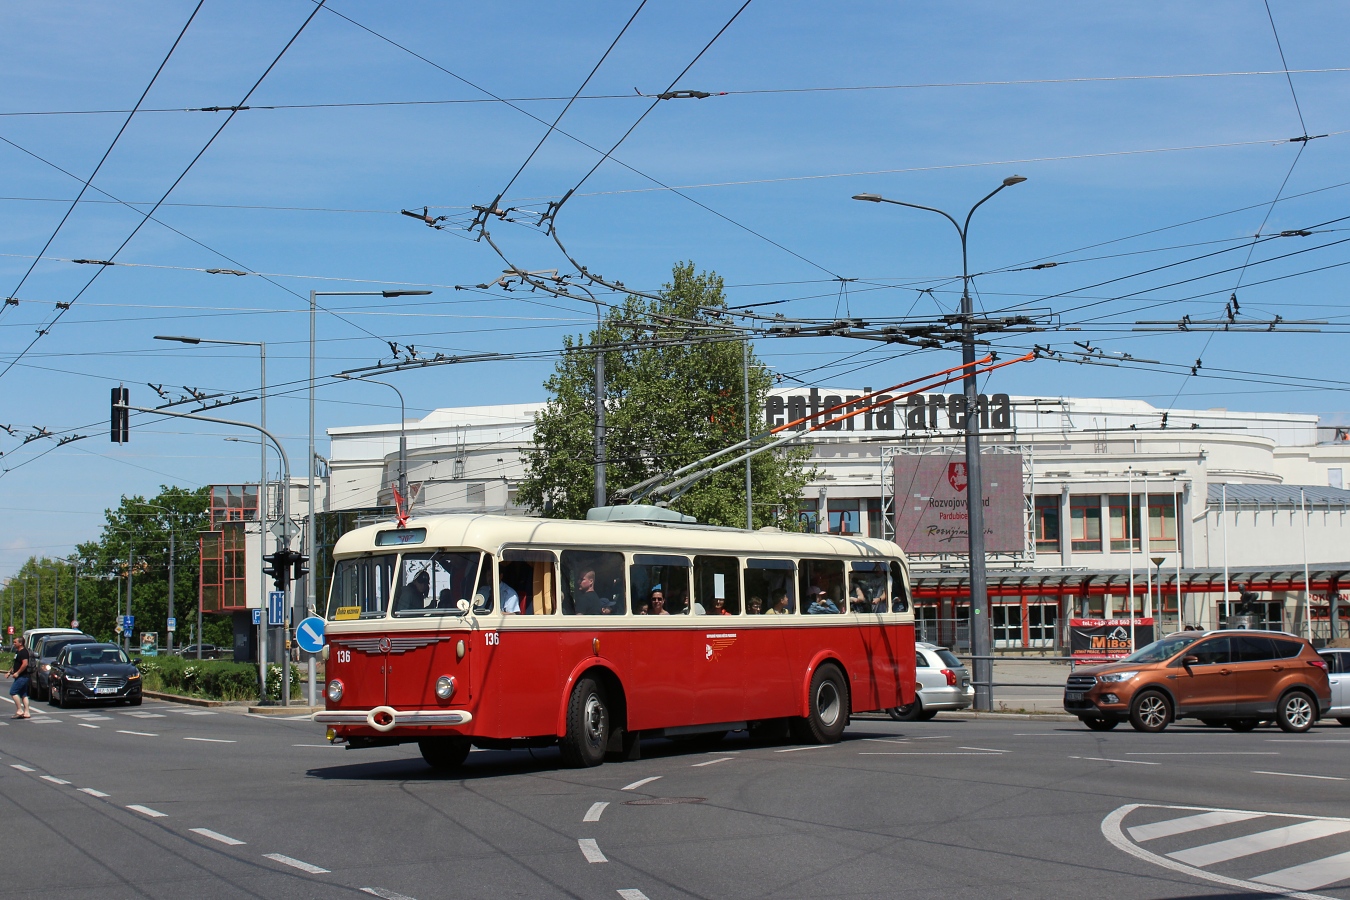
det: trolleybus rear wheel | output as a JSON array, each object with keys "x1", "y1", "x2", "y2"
[{"x1": 561, "y1": 676, "x2": 610, "y2": 768}]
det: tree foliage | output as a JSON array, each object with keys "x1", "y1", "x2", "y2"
[{"x1": 518, "y1": 262, "x2": 814, "y2": 526}]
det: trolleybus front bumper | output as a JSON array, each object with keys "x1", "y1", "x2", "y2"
[{"x1": 312, "y1": 706, "x2": 474, "y2": 732}]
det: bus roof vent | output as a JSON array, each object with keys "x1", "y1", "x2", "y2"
[{"x1": 586, "y1": 505, "x2": 698, "y2": 524}]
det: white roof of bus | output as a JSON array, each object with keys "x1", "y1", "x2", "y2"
[{"x1": 333, "y1": 514, "x2": 907, "y2": 565}]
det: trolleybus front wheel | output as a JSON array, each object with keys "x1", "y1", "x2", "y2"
[
  {"x1": 419, "y1": 736, "x2": 471, "y2": 771},
  {"x1": 790, "y1": 663, "x2": 850, "y2": 744},
  {"x1": 561, "y1": 676, "x2": 610, "y2": 768}
]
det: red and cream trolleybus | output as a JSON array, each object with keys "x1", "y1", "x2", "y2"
[{"x1": 314, "y1": 508, "x2": 915, "y2": 770}]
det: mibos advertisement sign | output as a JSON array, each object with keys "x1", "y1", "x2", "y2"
[{"x1": 1069, "y1": 618, "x2": 1155, "y2": 661}]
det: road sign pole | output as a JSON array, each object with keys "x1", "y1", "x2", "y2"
[{"x1": 307, "y1": 655, "x2": 316, "y2": 707}]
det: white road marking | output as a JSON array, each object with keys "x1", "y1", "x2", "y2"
[
  {"x1": 126, "y1": 804, "x2": 167, "y2": 818},
  {"x1": 29, "y1": 718, "x2": 60, "y2": 724},
  {"x1": 184, "y1": 737, "x2": 236, "y2": 743},
  {"x1": 1069, "y1": 756, "x2": 1160, "y2": 765},
  {"x1": 621, "y1": 776, "x2": 662, "y2": 791},
  {"x1": 909, "y1": 735, "x2": 950, "y2": 740},
  {"x1": 190, "y1": 827, "x2": 245, "y2": 846},
  {"x1": 264, "y1": 853, "x2": 329, "y2": 874},
  {"x1": 1252, "y1": 770, "x2": 1346, "y2": 781},
  {"x1": 863, "y1": 738, "x2": 910, "y2": 744},
  {"x1": 40, "y1": 776, "x2": 70, "y2": 784},
  {"x1": 1168, "y1": 819, "x2": 1350, "y2": 867},
  {"x1": 692, "y1": 757, "x2": 735, "y2": 767},
  {"x1": 578, "y1": 838, "x2": 607, "y2": 863},
  {"x1": 361, "y1": 889, "x2": 417, "y2": 900},
  {"x1": 123, "y1": 712, "x2": 165, "y2": 718},
  {"x1": 10, "y1": 764, "x2": 35, "y2": 772},
  {"x1": 1128, "y1": 810, "x2": 1261, "y2": 842},
  {"x1": 584, "y1": 802, "x2": 609, "y2": 822},
  {"x1": 78, "y1": 723, "x2": 99, "y2": 729},
  {"x1": 1126, "y1": 751, "x2": 1278, "y2": 756},
  {"x1": 959, "y1": 746, "x2": 1011, "y2": 753},
  {"x1": 78, "y1": 788, "x2": 109, "y2": 798},
  {"x1": 774, "y1": 744, "x2": 832, "y2": 753},
  {"x1": 1267, "y1": 739, "x2": 1350, "y2": 743},
  {"x1": 1254, "y1": 848, "x2": 1350, "y2": 891},
  {"x1": 72, "y1": 715, "x2": 111, "y2": 721},
  {"x1": 183, "y1": 711, "x2": 217, "y2": 716},
  {"x1": 860, "y1": 751, "x2": 1007, "y2": 756},
  {"x1": 293, "y1": 743, "x2": 340, "y2": 748},
  {"x1": 617, "y1": 891, "x2": 651, "y2": 900},
  {"x1": 117, "y1": 730, "x2": 157, "y2": 737}
]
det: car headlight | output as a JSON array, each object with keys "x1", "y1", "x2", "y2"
[
  {"x1": 435, "y1": 675, "x2": 456, "y2": 700},
  {"x1": 326, "y1": 679, "x2": 344, "y2": 702},
  {"x1": 41, "y1": 663, "x2": 51, "y2": 672},
  {"x1": 127, "y1": 672, "x2": 141, "y2": 680},
  {"x1": 1097, "y1": 670, "x2": 1139, "y2": 683}
]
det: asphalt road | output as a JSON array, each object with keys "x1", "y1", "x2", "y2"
[{"x1": 2, "y1": 700, "x2": 1349, "y2": 899}]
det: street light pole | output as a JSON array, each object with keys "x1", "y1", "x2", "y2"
[
  {"x1": 853, "y1": 175, "x2": 1026, "y2": 712},
  {"x1": 336, "y1": 374, "x2": 408, "y2": 500}
]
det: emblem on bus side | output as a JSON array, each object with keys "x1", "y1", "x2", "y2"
[{"x1": 704, "y1": 633, "x2": 736, "y2": 661}]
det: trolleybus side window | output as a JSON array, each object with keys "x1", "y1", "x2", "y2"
[
  {"x1": 561, "y1": 550, "x2": 625, "y2": 616},
  {"x1": 745, "y1": 559, "x2": 795, "y2": 615},
  {"x1": 849, "y1": 561, "x2": 889, "y2": 614},
  {"x1": 394, "y1": 551, "x2": 483, "y2": 617},
  {"x1": 799, "y1": 559, "x2": 845, "y2": 614},
  {"x1": 472, "y1": 555, "x2": 497, "y2": 614},
  {"x1": 327, "y1": 554, "x2": 395, "y2": 620},
  {"x1": 629, "y1": 554, "x2": 690, "y2": 615},
  {"x1": 502, "y1": 548, "x2": 556, "y2": 615},
  {"x1": 694, "y1": 556, "x2": 740, "y2": 615},
  {"x1": 889, "y1": 561, "x2": 910, "y2": 612}
]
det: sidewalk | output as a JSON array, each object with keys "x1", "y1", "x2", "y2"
[{"x1": 984, "y1": 659, "x2": 1071, "y2": 714}]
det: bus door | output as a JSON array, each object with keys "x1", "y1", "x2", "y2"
[
  {"x1": 850, "y1": 560, "x2": 900, "y2": 710},
  {"x1": 626, "y1": 555, "x2": 694, "y2": 730},
  {"x1": 691, "y1": 555, "x2": 757, "y2": 724},
  {"x1": 486, "y1": 549, "x2": 560, "y2": 738},
  {"x1": 326, "y1": 554, "x2": 395, "y2": 711},
  {"x1": 383, "y1": 550, "x2": 481, "y2": 710},
  {"x1": 740, "y1": 559, "x2": 798, "y2": 720}
]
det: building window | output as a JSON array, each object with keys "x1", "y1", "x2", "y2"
[
  {"x1": 1109, "y1": 494, "x2": 1142, "y2": 552},
  {"x1": 1070, "y1": 495, "x2": 1102, "y2": 552},
  {"x1": 467, "y1": 483, "x2": 486, "y2": 506},
  {"x1": 1034, "y1": 496, "x2": 1061, "y2": 553},
  {"x1": 866, "y1": 498, "x2": 884, "y2": 539},
  {"x1": 828, "y1": 499, "x2": 860, "y2": 535},
  {"x1": 797, "y1": 499, "x2": 819, "y2": 532},
  {"x1": 1330, "y1": 468, "x2": 1343, "y2": 490},
  {"x1": 1148, "y1": 493, "x2": 1178, "y2": 551}
]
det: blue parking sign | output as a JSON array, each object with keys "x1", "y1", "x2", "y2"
[{"x1": 251, "y1": 608, "x2": 261, "y2": 626}]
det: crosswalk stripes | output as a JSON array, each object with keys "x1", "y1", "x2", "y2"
[{"x1": 1104, "y1": 803, "x2": 1350, "y2": 897}]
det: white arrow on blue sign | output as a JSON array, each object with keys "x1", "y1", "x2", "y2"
[
  {"x1": 268, "y1": 591, "x2": 286, "y2": 626},
  {"x1": 295, "y1": 616, "x2": 325, "y2": 653}
]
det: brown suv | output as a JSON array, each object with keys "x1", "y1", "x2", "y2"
[{"x1": 1064, "y1": 630, "x2": 1331, "y2": 733}]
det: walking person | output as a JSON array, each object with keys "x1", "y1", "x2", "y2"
[{"x1": 7, "y1": 636, "x2": 31, "y2": 719}]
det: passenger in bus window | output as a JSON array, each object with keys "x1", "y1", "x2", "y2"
[
  {"x1": 711, "y1": 597, "x2": 732, "y2": 616},
  {"x1": 394, "y1": 570, "x2": 431, "y2": 612},
  {"x1": 574, "y1": 570, "x2": 609, "y2": 615},
  {"x1": 849, "y1": 583, "x2": 871, "y2": 613},
  {"x1": 436, "y1": 588, "x2": 455, "y2": 609},
  {"x1": 806, "y1": 586, "x2": 840, "y2": 615},
  {"x1": 648, "y1": 587, "x2": 670, "y2": 615},
  {"x1": 872, "y1": 585, "x2": 890, "y2": 613},
  {"x1": 766, "y1": 592, "x2": 791, "y2": 615},
  {"x1": 746, "y1": 596, "x2": 763, "y2": 615},
  {"x1": 500, "y1": 562, "x2": 527, "y2": 614}
]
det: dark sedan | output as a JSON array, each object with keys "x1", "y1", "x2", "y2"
[
  {"x1": 30, "y1": 633, "x2": 97, "y2": 701},
  {"x1": 48, "y1": 643, "x2": 143, "y2": 708}
]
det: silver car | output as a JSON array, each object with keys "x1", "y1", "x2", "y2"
[
  {"x1": 889, "y1": 641, "x2": 974, "y2": 721},
  {"x1": 1319, "y1": 649, "x2": 1350, "y2": 726}
]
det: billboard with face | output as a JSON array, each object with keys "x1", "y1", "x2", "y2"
[{"x1": 893, "y1": 451, "x2": 1025, "y2": 554}]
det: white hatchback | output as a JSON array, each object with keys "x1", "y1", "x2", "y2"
[{"x1": 888, "y1": 641, "x2": 974, "y2": 721}]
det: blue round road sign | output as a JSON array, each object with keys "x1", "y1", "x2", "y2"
[{"x1": 295, "y1": 616, "x2": 326, "y2": 654}]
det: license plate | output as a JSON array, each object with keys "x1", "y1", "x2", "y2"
[
  {"x1": 95, "y1": 687, "x2": 117, "y2": 695},
  {"x1": 1065, "y1": 691, "x2": 1085, "y2": 701}
]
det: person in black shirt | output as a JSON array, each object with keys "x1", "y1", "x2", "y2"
[{"x1": 7, "y1": 637, "x2": 31, "y2": 719}]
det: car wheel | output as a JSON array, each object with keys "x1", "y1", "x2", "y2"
[
  {"x1": 1228, "y1": 718, "x2": 1258, "y2": 732},
  {"x1": 48, "y1": 686, "x2": 61, "y2": 708},
  {"x1": 1082, "y1": 717, "x2": 1118, "y2": 731},
  {"x1": 887, "y1": 700, "x2": 924, "y2": 722},
  {"x1": 418, "y1": 737, "x2": 471, "y2": 771},
  {"x1": 1275, "y1": 691, "x2": 1316, "y2": 734},
  {"x1": 560, "y1": 676, "x2": 610, "y2": 768},
  {"x1": 789, "y1": 663, "x2": 850, "y2": 744},
  {"x1": 62, "y1": 687, "x2": 77, "y2": 709},
  {"x1": 1129, "y1": 690, "x2": 1171, "y2": 733}
]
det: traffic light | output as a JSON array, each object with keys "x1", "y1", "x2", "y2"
[
  {"x1": 292, "y1": 552, "x2": 310, "y2": 584},
  {"x1": 110, "y1": 385, "x2": 129, "y2": 443},
  {"x1": 263, "y1": 549, "x2": 292, "y2": 592}
]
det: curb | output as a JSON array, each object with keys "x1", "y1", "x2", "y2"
[
  {"x1": 246, "y1": 705, "x2": 323, "y2": 716},
  {"x1": 142, "y1": 690, "x2": 247, "y2": 708},
  {"x1": 854, "y1": 709, "x2": 1079, "y2": 723}
]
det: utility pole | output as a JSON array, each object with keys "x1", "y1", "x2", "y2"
[
  {"x1": 71, "y1": 557, "x2": 80, "y2": 628},
  {"x1": 593, "y1": 304, "x2": 606, "y2": 508},
  {"x1": 167, "y1": 528, "x2": 175, "y2": 655},
  {"x1": 126, "y1": 551, "x2": 134, "y2": 652},
  {"x1": 743, "y1": 338, "x2": 753, "y2": 530},
  {"x1": 35, "y1": 568, "x2": 41, "y2": 634}
]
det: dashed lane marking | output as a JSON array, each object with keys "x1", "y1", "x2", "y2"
[
  {"x1": 1127, "y1": 751, "x2": 1279, "y2": 756},
  {"x1": 264, "y1": 853, "x2": 330, "y2": 874},
  {"x1": 190, "y1": 828, "x2": 245, "y2": 846},
  {"x1": 182, "y1": 711, "x2": 217, "y2": 716},
  {"x1": 578, "y1": 838, "x2": 607, "y2": 863},
  {"x1": 117, "y1": 730, "x2": 157, "y2": 737},
  {"x1": 122, "y1": 712, "x2": 165, "y2": 718},
  {"x1": 617, "y1": 891, "x2": 650, "y2": 900},
  {"x1": 692, "y1": 757, "x2": 735, "y2": 767},
  {"x1": 621, "y1": 776, "x2": 661, "y2": 791},
  {"x1": 860, "y1": 751, "x2": 1009, "y2": 756},
  {"x1": 774, "y1": 744, "x2": 833, "y2": 753},
  {"x1": 862, "y1": 738, "x2": 911, "y2": 745},
  {"x1": 77, "y1": 723, "x2": 99, "y2": 729},
  {"x1": 959, "y1": 746, "x2": 1011, "y2": 753},
  {"x1": 127, "y1": 805, "x2": 167, "y2": 818},
  {"x1": 361, "y1": 888, "x2": 417, "y2": 900},
  {"x1": 1252, "y1": 771, "x2": 1346, "y2": 781},
  {"x1": 584, "y1": 802, "x2": 609, "y2": 822},
  {"x1": 39, "y1": 776, "x2": 69, "y2": 784},
  {"x1": 71, "y1": 715, "x2": 111, "y2": 721},
  {"x1": 28, "y1": 718, "x2": 60, "y2": 724},
  {"x1": 183, "y1": 737, "x2": 236, "y2": 743},
  {"x1": 10, "y1": 764, "x2": 35, "y2": 772},
  {"x1": 78, "y1": 788, "x2": 109, "y2": 798},
  {"x1": 1069, "y1": 756, "x2": 1160, "y2": 765}
]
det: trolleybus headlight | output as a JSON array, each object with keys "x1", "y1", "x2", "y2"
[
  {"x1": 435, "y1": 675, "x2": 456, "y2": 700},
  {"x1": 327, "y1": 679, "x2": 344, "y2": 702}
]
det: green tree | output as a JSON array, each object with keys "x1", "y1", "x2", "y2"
[{"x1": 518, "y1": 261, "x2": 814, "y2": 526}]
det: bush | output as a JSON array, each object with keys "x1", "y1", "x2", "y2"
[{"x1": 132, "y1": 654, "x2": 272, "y2": 702}]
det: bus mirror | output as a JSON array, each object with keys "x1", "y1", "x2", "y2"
[{"x1": 457, "y1": 599, "x2": 470, "y2": 612}]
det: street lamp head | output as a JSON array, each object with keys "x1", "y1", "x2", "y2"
[
  {"x1": 1002, "y1": 175, "x2": 1028, "y2": 186},
  {"x1": 382, "y1": 290, "x2": 433, "y2": 298},
  {"x1": 154, "y1": 335, "x2": 201, "y2": 345},
  {"x1": 851, "y1": 193, "x2": 883, "y2": 202}
]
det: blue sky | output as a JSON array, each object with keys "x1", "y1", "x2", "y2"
[{"x1": 2, "y1": 1, "x2": 1349, "y2": 573}]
